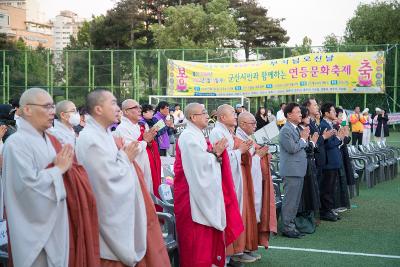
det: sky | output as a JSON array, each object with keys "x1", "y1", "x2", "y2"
[{"x1": 41, "y1": 0, "x2": 376, "y2": 46}]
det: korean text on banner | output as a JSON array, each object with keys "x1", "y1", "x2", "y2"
[{"x1": 167, "y1": 51, "x2": 385, "y2": 96}]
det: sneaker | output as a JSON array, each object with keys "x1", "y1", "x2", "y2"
[
  {"x1": 231, "y1": 253, "x2": 257, "y2": 263},
  {"x1": 336, "y1": 207, "x2": 348, "y2": 213},
  {"x1": 246, "y1": 251, "x2": 261, "y2": 260}
]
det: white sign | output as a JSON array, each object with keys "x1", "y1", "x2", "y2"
[
  {"x1": 0, "y1": 220, "x2": 7, "y2": 246},
  {"x1": 253, "y1": 122, "x2": 280, "y2": 145}
]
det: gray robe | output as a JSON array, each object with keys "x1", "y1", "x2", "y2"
[
  {"x1": 76, "y1": 116, "x2": 147, "y2": 266},
  {"x1": 2, "y1": 118, "x2": 69, "y2": 267}
]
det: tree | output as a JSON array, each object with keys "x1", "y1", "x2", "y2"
[
  {"x1": 344, "y1": 0, "x2": 400, "y2": 44},
  {"x1": 291, "y1": 36, "x2": 312, "y2": 56},
  {"x1": 152, "y1": 0, "x2": 238, "y2": 49},
  {"x1": 235, "y1": 0, "x2": 289, "y2": 61}
]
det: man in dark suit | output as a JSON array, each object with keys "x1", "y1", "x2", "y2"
[
  {"x1": 279, "y1": 103, "x2": 309, "y2": 238},
  {"x1": 319, "y1": 102, "x2": 346, "y2": 221}
]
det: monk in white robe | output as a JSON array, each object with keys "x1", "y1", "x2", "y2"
[
  {"x1": 209, "y1": 105, "x2": 254, "y2": 264},
  {"x1": 2, "y1": 88, "x2": 73, "y2": 267},
  {"x1": 48, "y1": 100, "x2": 80, "y2": 147},
  {"x1": 209, "y1": 104, "x2": 252, "y2": 213},
  {"x1": 75, "y1": 90, "x2": 147, "y2": 267},
  {"x1": 174, "y1": 103, "x2": 243, "y2": 267},
  {"x1": 113, "y1": 99, "x2": 157, "y2": 193}
]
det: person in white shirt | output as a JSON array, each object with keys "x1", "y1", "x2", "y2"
[
  {"x1": 172, "y1": 104, "x2": 185, "y2": 124},
  {"x1": 276, "y1": 103, "x2": 287, "y2": 129}
]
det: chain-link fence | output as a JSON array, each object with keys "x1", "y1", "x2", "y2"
[{"x1": 0, "y1": 44, "x2": 398, "y2": 113}]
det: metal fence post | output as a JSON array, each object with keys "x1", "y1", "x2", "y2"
[
  {"x1": 2, "y1": 51, "x2": 5, "y2": 103},
  {"x1": 6, "y1": 65, "x2": 9, "y2": 103},
  {"x1": 24, "y1": 50, "x2": 28, "y2": 91},
  {"x1": 88, "y1": 50, "x2": 91, "y2": 92},
  {"x1": 111, "y1": 50, "x2": 114, "y2": 94},
  {"x1": 46, "y1": 50, "x2": 50, "y2": 92},
  {"x1": 394, "y1": 44, "x2": 398, "y2": 113},
  {"x1": 157, "y1": 49, "x2": 161, "y2": 95},
  {"x1": 65, "y1": 50, "x2": 69, "y2": 100},
  {"x1": 132, "y1": 49, "x2": 136, "y2": 99}
]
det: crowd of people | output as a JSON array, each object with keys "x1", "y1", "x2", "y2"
[{"x1": 0, "y1": 87, "x2": 392, "y2": 267}]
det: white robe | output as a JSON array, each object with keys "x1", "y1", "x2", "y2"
[
  {"x1": 209, "y1": 121, "x2": 243, "y2": 214},
  {"x1": 48, "y1": 119, "x2": 77, "y2": 148},
  {"x1": 2, "y1": 118, "x2": 69, "y2": 267},
  {"x1": 179, "y1": 121, "x2": 226, "y2": 230},
  {"x1": 113, "y1": 116, "x2": 153, "y2": 194},
  {"x1": 75, "y1": 116, "x2": 147, "y2": 266},
  {"x1": 236, "y1": 127, "x2": 263, "y2": 223}
]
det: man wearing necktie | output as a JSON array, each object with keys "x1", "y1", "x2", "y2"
[{"x1": 279, "y1": 103, "x2": 309, "y2": 238}]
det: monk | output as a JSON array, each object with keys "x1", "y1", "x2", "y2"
[
  {"x1": 2, "y1": 88, "x2": 73, "y2": 266},
  {"x1": 46, "y1": 99, "x2": 101, "y2": 267},
  {"x1": 174, "y1": 103, "x2": 243, "y2": 267},
  {"x1": 76, "y1": 89, "x2": 147, "y2": 266},
  {"x1": 235, "y1": 112, "x2": 277, "y2": 260},
  {"x1": 209, "y1": 104, "x2": 254, "y2": 265},
  {"x1": 48, "y1": 100, "x2": 81, "y2": 147},
  {"x1": 113, "y1": 125, "x2": 170, "y2": 267},
  {"x1": 114, "y1": 99, "x2": 158, "y2": 193}
]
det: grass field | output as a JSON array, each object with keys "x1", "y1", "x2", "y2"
[{"x1": 251, "y1": 131, "x2": 400, "y2": 267}]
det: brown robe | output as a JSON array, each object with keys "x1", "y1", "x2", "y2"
[
  {"x1": 47, "y1": 134, "x2": 101, "y2": 267},
  {"x1": 226, "y1": 137, "x2": 258, "y2": 255},
  {"x1": 226, "y1": 139, "x2": 278, "y2": 255},
  {"x1": 105, "y1": 138, "x2": 171, "y2": 267},
  {"x1": 257, "y1": 146, "x2": 278, "y2": 248}
]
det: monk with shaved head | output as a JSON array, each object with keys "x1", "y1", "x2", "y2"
[
  {"x1": 210, "y1": 104, "x2": 255, "y2": 265},
  {"x1": 48, "y1": 100, "x2": 80, "y2": 147},
  {"x1": 236, "y1": 112, "x2": 277, "y2": 261},
  {"x1": 174, "y1": 103, "x2": 243, "y2": 267},
  {"x1": 75, "y1": 90, "x2": 169, "y2": 267},
  {"x1": 3, "y1": 88, "x2": 73, "y2": 266}
]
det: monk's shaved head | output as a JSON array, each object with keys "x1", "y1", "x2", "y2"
[
  {"x1": 184, "y1": 102, "x2": 202, "y2": 121},
  {"x1": 121, "y1": 99, "x2": 138, "y2": 110},
  {"x1": 216, "y1": 104, "x2": 234, "y2": 121},
  {"x1": 55, "y1": 100, "x2": 75, "y2": 118},
  {"x1": 86, "y1": 89, "x2": 109, "y2": 115},
  {"x1": 238, "y1": 111, "x2": 255, "y2": 124},
  {"x1": 19, "y1": 87, "x2": 49, "y2": 107}
]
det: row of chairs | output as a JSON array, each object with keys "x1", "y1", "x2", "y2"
[{"x1": 349, "y1": 142, "x2": 399, "y2": 189}]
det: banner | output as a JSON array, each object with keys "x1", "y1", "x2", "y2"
[{"x1": 167, "y1": 51, "x2": 385, "y2": 96}]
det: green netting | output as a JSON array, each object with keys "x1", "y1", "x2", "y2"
[{"x1": 0, "y1": 44, "x2": 398, "y2": 114}]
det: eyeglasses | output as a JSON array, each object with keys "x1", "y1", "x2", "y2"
[
  {"x1": 243, "y1": 121, "x2": 256, "y2": 125},
  {"x1": 27, "y1": 103, "x2": 55, "y2": 111},
  {"x1": 192, "y1": 110, "x2": 208, "y2": 116},
  {"x1": 125, "y1": 105, "x2": 141, "y2": 111},
  {"x1": 64, "y1": 110, "x2": 77, "y2": 113}
]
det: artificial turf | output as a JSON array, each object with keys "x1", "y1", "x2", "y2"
[{"x1": 251, "y1": 131, "x2": 400, "y2": 267}]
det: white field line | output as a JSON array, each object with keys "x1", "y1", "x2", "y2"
[{"x1": 262, "y1": 246, "x2": 400, "y2": 259}]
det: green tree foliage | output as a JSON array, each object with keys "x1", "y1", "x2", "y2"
[
  {"x1": 0, "y1": 34, "x2": 50, "y2": 100},
  {"x1": 344, "y1": 0, "x2": 400, "y2": 44},
  {"x1": 291, "y1": 36, "x2": 312, "y2": 56},
  {"x1": 152, "y1": 0, "x2": 237, "y2": 49},
  {"x1": 235, "y1": 0, "x2": 289, "y2": 60}
]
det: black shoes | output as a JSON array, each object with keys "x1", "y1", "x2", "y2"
[
  {"x1": 282, "y1": 229, "x2": 303, "y2": 238},
  {"x1": 320, "y1": 211, "x2": 338, "y2": 222}
]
